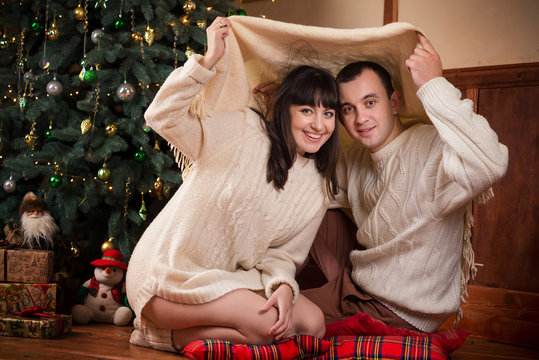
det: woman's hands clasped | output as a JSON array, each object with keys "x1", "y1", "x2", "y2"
[{"x1": 200, "y1": 16, "x2": 232, "y2": 70}]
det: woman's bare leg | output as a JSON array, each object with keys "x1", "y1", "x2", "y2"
[
  {"x1": 142, "y1": 289, "x2": 326, "y2": 347},
  {"x1": 173, "y1": 326, "x2": 252, "y2": 347},
  {"x1": 143, "y1": 289, "x2": 278, "y2": 345}
]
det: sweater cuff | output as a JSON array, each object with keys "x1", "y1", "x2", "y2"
[
  {"x1": 265, "y1": 278, "x2": 300, "y2": 304},
  {"x1": 183, "y1": 54, "x2": 216, "y2": 85},
  {"x1": 416, "y1": 76, "x2": 461, "y2": 104}
]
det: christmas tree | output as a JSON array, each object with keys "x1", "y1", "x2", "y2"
[{"x1": 0, "y1": 0, "x2": 237, "y2": 277}]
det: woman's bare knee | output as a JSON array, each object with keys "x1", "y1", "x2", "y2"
[
  {"x1": 303, "y1": 306, "x2": 325, "y2": 338},
  {"x1": 293, "y1": 295, "x2": 326, "y2": 338}
]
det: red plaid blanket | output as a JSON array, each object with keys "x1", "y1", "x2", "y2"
[
  {"x1": 317, "y1": 335, "x2": 448, "y2": 359},
  {"x1": 181, "y1": 334, "x2": 448, "y2": 360}
]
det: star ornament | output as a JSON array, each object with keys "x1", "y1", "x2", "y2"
[{"x1": 95, "y1": 0, "x2": 108, "y2": 8}]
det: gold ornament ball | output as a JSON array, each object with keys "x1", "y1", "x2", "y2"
[
  {"x1": 74, "y1": 5, "x2": 85, "y2": 21},
  {"x1": 97, "y1": 166, "x2": 111, "y2": 181},
  {"x1": 101, "y1": 238, "x2": 115, "y2": 252},
  {"x1": 105, "y1": 123, "x2": 118, "y2": 136},
  {"x1": 24, "y1": 131, "x2": 38, "y2": 148},
  {"x1": 183, "y1": 0, "x2": 196, "y2": 13},
  {"x1": 47, "y1": 27, "x2": 60, "y2": 40}
]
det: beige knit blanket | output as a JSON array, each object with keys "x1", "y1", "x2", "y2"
[{"x1": 202, "y1": 16, "x2": 427, "y2": 125}]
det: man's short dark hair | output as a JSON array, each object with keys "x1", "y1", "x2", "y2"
[{"x1": 336, "y1": 61, "x2": 394, "y2": 99}]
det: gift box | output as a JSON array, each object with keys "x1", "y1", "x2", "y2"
[
  {"x1": 0, "y1": 283, "x2": 57, "y2": 316},
  {"x1": 0, "y1": 249, "x2": 5, "y2": 282},
  {"x1": 0, "y1": 311, "x2": 71, "y2": 339},
  {"x1": 4, "y1": 249, "x2": 54, "y2": 283}
]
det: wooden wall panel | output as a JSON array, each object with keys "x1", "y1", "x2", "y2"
[
  {"x1": 472, "y1": 85, "x2": 539, "y2": 292},
  {"x1": 442, "y1": 285, "x2": 539, "y2": 348},
  {"x1": 442, "y1": 63, "x2": 539, "y2": 347}
]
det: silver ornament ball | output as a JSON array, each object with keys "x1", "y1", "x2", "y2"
[
  {"x1": 2, "y1": 178, "x2": 16, "y2": 193},
  {"x1": 91, "y1": 29, "x2": 104, "y2": 44},
  {"x1": 116, "y1": 82, "x2": 135, "y2": 101},
  {"x1": 23, "y1": 71, "x2": 34, "y2": 83},
  {"x1": 46, "y1": 80, "x2": 63, "y2": 96}
]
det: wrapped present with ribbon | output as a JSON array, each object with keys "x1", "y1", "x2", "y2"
[
  {"x1": 0, "y1": 306, "x2": 72, "y2": 339},
  {"x1": 0, "y1": 283, "x2": 57, "y2": 316}
]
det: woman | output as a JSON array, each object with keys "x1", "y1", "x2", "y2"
[{"x1": 126, "y1": 17, "x2": 340, "y2": 352}]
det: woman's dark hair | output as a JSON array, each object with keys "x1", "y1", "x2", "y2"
[
  {"x1": 263, "y1": 65, "x2": 340, "y2": 196},
  {"x1": 337, "y1": 61, "x2": 394, "y2": 98}
]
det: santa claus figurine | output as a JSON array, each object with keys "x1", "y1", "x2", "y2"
[
  {"x1": 19, "y1": 191, "x2": 59, "y2": 249},
  {"x1": 72, "y1": 249, "x2": 133, "y2": 326}
]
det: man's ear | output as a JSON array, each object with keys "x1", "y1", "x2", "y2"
[{"x1": 390, "y1": 91, "x2": 401, "y2": 116}]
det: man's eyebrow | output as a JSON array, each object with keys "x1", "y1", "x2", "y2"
[{"x1": 362, "y1": 93, "x2": 378, "y2": 100}]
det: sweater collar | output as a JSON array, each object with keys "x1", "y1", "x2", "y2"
[{"x1": 370, "y1": 124, "x2": 415, "y2": 163}]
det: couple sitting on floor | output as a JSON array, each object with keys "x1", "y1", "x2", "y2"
[{"x1": 125, "y1": 15, "x2": 508, "y2": 352}]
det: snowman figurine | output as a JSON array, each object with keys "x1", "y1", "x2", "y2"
[{"x1": 71, "y1": 249, "x2": 132, "y2": 326}]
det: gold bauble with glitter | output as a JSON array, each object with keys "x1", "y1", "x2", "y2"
[
  {"x1": 46, "y1": 21, "x2": 60, "y2": 40},
  {"x1": 180, "y1": 15, "x2": 190, "y2": 25},
  {"x1": 183, "y1": 0, "x2": 196, "y2": 13},
  {"x1": 105, "y1": 123, "x2": 118, "y2": 136},
  {"x1": 74, "y1": 5, "x2": 85, "y2": 21},
  {"x1": 101, "y1": 237, "x2": 115, "y2": 253},
  {"x1": 24, "y1": 130, "x2": 38, "y2": 148}
]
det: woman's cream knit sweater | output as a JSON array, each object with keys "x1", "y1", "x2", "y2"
[{"x1": 125, "y1": 55, "x2": 329, "y2": 349}]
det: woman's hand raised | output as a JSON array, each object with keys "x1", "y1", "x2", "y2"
[{"x1": 199, "y1": 16, "x2": 232, "y2": 70}]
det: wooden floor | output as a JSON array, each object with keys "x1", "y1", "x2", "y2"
[{"x1": 1, "y1": 323, "x2": 538, "y2": 359}]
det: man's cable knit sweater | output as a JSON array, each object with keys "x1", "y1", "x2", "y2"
[
  {"x1": 337, "y1": 77, "x2": 508, "y2": 332},
  {"x1": 125, "y1": 55, "x2": 329, "y2": 351}
]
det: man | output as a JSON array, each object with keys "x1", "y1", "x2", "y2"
[{"x1": 302, "y1": 33, "x2": 508, "y2": 333}]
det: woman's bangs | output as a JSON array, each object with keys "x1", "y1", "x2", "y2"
[{"x1": 291, "y1": 76, "x2": 339, "y2": 110}]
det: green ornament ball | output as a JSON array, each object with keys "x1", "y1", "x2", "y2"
[
  {"x1": 45, "y1": 130, "x2": 54, "y2": 141},
  {"x1": 31, "y1": 21, "x2": 43, "y2": 32},
  {"x1": 49, "y1": 174, "x2": 62, "y2": 188},
  {"x1": 83, "y1": 69, "x2": 97, "y2": 83},
  {"x1": 237, "y1": 8, "x2": 247, "y2": 15},
  {"x1": 134, "y1": 150, "x2": 146, "y2": 162},
  {"x1": 97, "y1": 167, "x2": 111, "y2": 181},
  {"x1": 114, "y1": 17, "x2": 126, "y2": 30}
]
